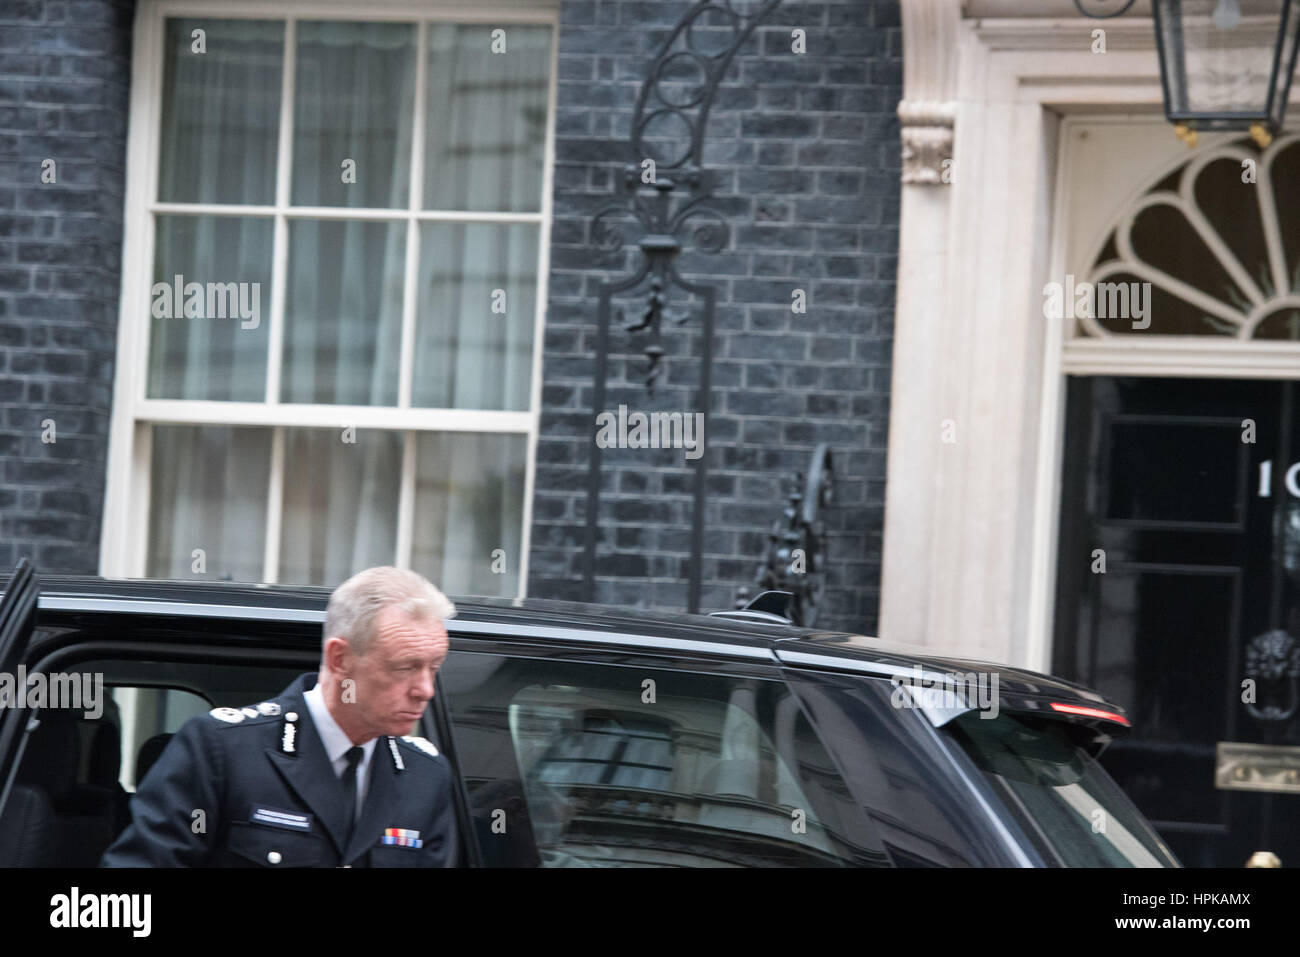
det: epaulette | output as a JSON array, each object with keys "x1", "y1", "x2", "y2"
[
  {"x1": 398, "y1": 734, "x2": 440, "y2": 759},
  {"x1": 208, "y1": 700, "x2": 285, "y2": 724}
]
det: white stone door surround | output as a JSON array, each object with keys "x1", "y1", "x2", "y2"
[{"x1": 877, "y1": 0, "x2": 1300, "y2": 669}]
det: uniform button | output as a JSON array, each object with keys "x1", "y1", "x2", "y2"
[
  {"x1": 267, "y1": 851, "x2": 282, "y2": 864},
  {"x1": 286, "y1": 712, "x2": 298, "y2": 721}
]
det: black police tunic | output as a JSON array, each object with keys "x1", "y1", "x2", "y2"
[{"x1": 100, "y1": 673, "x2": 455, "y2": 867}]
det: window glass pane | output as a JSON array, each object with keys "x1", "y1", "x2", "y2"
[
  {"x1": 149, "y1": 215, "x2": 272, "y2": 401},
  {"x1": 424, "y1": 23, "x2": 550, "y2": 212},
  {"x1": 944, "y1": 711, "x2": 1175, "y2": 867},
  {"x1": 786, "y1": 673, "x2": 1014, "y2": 866},
  {"x1": 147, "y1": 425, "x2": 271, "y2": 581},
  {"x1": 282, "y1": 219, "x2": 404, "y2": 405},
  {"x1": 158, "y1": 19, "x2": 283, "y2": 205},
  {"x1": 440, "y1": 654, "x2": 888, "y2": 867},
  {"x1": 411, "y1": 432, "x2": 526, "y2": 597},
  {"x1": 278, "y1": 427, "x2": 402, "y2": 585},
  {"x1": 413, "y1": 223, "x2": 537, "y2": 410},
  {"x1": 292, "y1": 21, "x2": 415, "y2": 209},
  {"x1": 109, "y1": 686, "x2": 211, "y2": 790}
]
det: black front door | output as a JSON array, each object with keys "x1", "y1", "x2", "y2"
[{"x1": 1054, "y1": 376, "x2": 1300, "y2": 868}]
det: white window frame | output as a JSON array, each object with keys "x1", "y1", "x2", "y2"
[{"x1": 101, "y1": 0, "x2": 560, "y2": 597}]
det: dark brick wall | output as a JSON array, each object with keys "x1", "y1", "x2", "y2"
[
  {"x1": 530, "y1": 0, "x2": 901, "y2": 633},
  {"x1": 0, "y1": 0, "x2": 134, "y2": 573}
]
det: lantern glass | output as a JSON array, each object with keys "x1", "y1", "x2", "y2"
[{"x1": 1154, "y1": 0, "x2": 1300, "y2": 130}]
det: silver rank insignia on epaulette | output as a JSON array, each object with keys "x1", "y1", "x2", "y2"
[
  {"x1": 256, "y1": 701, "x2": 282, "y2": 716},
  {"x1": 281, "y1": 711, "x2": 298, "y2": 754},
  {"x1": 240, "y1": 707, "x2": 260, "y2": 719},
  {"x1": 210, "y1": 707, "x2": 245, "y2": 723},
  {"x1": 401, "y1": 735, "x2": 439, "y2": 758},
  {"x1": 387, "y1": 736, "x2": 404, "y2": 771}
]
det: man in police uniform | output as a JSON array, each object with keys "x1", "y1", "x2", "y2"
[{"x1": 101, "y1": 567, "x2": 457, "y2": 867}]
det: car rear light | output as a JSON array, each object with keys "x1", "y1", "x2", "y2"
[{"x1": 1049, "y1": 702, "x2": 1130, "y2": 727}]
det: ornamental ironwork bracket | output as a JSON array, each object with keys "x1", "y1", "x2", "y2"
[
  {"x1": 734, "y1": 443, "x2": 834, "y2": 627},
  {"x1": 588, "y1": 0, "x2": 782, "y2": 393},
  {"x1": 582, "y1": 0, "x2": 784, "y2": 614}
]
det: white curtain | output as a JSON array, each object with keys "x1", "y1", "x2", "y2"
[
  {"x1": 424, "y1": 23, "x2": 549, "y2": 213},
  {"x1": 412, "y1": 433, "x2": 525, "y2": 597},
  {"x1": 278, "y1": 428, "x2": 403, "y2": 585},
  {"x1": 157, "y1": 18, "x2": 281, "y2": 207},
  {"x1": 147, "y1": 425, "x2": 271, "y2": 581},
  {"x1": 283, "y1": 21, "x2": 413, "y2": 406},
  {"x1": 151, "y1": 20, "x2": 281, "y2": 402},
  {"x1": 415, "y1": 222, "x2": 537, "y2": 411},
  {"x1": 146, "y1": 18, "x2": 548, "y2": 588},
  {"x1": 413, "y1": 24, "x2": 550, "y2": 412},
  {"x1": 148, "y1": 19, "x2": 282, "y2": 581}
]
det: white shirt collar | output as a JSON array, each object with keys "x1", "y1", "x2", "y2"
[{"x1": 303, "y1": 682, "x2": 378, "y2": 767}]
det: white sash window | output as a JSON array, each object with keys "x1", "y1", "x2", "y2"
[{"x1": 103, "y1": 2, "x2": 558, "y2": 597}]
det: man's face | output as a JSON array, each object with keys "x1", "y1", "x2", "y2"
[{"x1": 340, "y1": 606, "x2": 448, "y2": 740}]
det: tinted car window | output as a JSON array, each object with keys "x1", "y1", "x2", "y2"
[
  {"x1": 441, "y1": 652, "x2": 888, "y2": 867},
  {"x1": 784, "y1": 670, "x2": 1020, "y2": 866},
  {"x1": 940, "y1": 710, "x2": 1180, "y2": 867}
]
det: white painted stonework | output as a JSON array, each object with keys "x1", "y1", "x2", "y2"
[{"x1": 880, "y1": 0, "x2": 1300, "y2": 670}]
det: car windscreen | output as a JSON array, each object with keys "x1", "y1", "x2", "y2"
[{"x1": 940, "y1": 710, "x2": 1180, "y2": 867}]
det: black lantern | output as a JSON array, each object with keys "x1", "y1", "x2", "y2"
[{"x1": 1077, "y1": 0, "x2": 1300, "y2": 147}]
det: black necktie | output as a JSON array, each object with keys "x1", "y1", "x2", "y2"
[{"x1": 340, "y1": 746, "x2": 364, "y2": 843}]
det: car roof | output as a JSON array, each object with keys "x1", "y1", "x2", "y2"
[
  {"x1": 8, "y1": 574, "x2": 1122, "y2": 714},
  {"x1": 25, "y1": 574, "x2": 804, "y2": 645}
]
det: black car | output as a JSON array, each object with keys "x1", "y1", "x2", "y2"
[{"x1": 0, "y1": 566, "x2": 1179, "y2": 868}]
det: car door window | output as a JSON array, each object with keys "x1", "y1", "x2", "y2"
[
  {"x1": 0, "y1": 654, "x2": 307, "y2": 868},
  {"x1": 440, "y1": 651, "x2": 888, "y2": 867},
  {"x1": 109, "y1": 686, "x2": 213, "y2": 790}
]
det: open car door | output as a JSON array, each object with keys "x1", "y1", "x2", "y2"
[{"x1": 0, "y1": 559, "x2": 41, "y2": 826}]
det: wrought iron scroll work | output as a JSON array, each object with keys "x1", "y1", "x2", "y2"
[
  {"x1": 583, "y1": 0, "x2": 783, "y2": 614},
  {"x1": 588, "y1": 0, "x2": 781, "y2": 393},
  {"x1": 735, "y1": 444, "x2": 834, "y2": 627}
]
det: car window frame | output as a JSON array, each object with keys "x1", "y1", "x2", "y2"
[
  {"x1": 437, "y1": 625, "x2": 891, "y2": 868},
  {"x1": 0, "y1": 563, "x2": 40, "y2": 817},
  {"x1": 1, "y1": 609, "x2": 477, "y2": 868}
]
